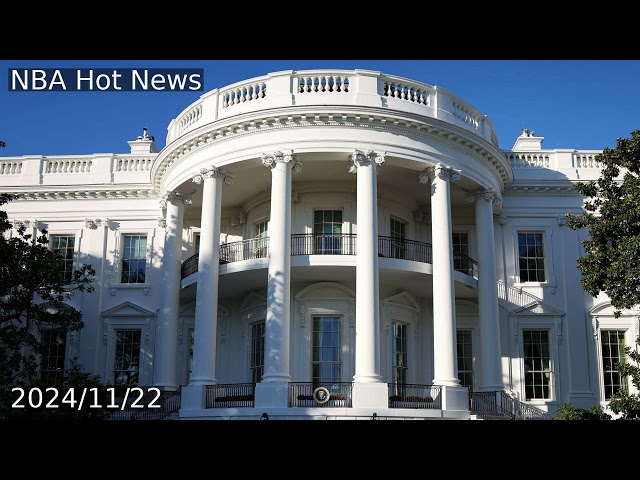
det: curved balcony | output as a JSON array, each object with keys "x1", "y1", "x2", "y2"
[
  {"x1": 165, "y1": 69, "x2": 498, "y2": 147},
  {"x1": 180, "y1": 233, "x2": 478, "y2": 280}
]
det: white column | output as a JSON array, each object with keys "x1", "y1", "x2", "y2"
[
  {"x1": 188, "y1": 167, "x2": 234, "y2": 386},
  {"x1": 261, "y1": 151, "x2": 301, "y2": 383},
  {"x1": 154, "y1": 191, "x2": 190, "y2": 390},
  {"x1": 350, "y1": 150, "x2": 385, "y2": 383},
  {"x1": 419, "y1": 163, "x2": 461, "y2": 387},
  {"x1": 467, "y1": 189, "x2": 503, "y2": 391}
]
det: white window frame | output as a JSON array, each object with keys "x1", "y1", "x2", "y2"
[
  {"x1": 511, "y1": 315, "x2": 561, "y2": 406},
  {"x1": 456, "y1": 328, "x2": 475, "y2": 390},
  {"x1": 311, "y1": 313, "x2": 344, "y2": 385},
  {"x1": 301, "y1": 305, "x2": 352, "y2": 383},
  {"x1": 193, "y1": 232, "x2": 201, "y2": 255},
  {"x1": 38, "y1": 326, "x2": 69, "y2": 385},
  {"x1": 294, "y1": 284, "x2": 355, "y2": 383},
  {"x1": 513, "y1": 226, "x2": 555, "y2": 288},
  {"x1": 104, "y1": 317, "x2": 152, "y2": 389},
  {"x1": 111, "y1": 228, "x2": 155, "y2": 293},
  {"x1": 186, "y1": 326, "x2": 195, "y2": 384},
  {"x1": 242, "y1": 304, "x2": 267, "y2": 383},
  {"x1": 47, "y1": 227, "x2": 83, "y2": 285},
  {"x1": 389, "y1": 216, "x2": 407, "y2": 238},
  {"x1": 307, "y1": 203, "x2": 351, "y2": 235},
  {"x1": 382, "y1": 293, "x2": 420, "y2": 384},
  {"x1": 248, "y1": 319, "x2": 266, "y2": 384},
  {"x1": 594, "y1": 314, "x2": 638, "y2": 404}
]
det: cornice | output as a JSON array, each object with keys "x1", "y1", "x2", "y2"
[
  {"x1": 152, "y1": 107, "x2": 511, "y2": 192},
  {"x1": 504, "y1": 185, "x2": 579, "y2": 197},
  {"x1": 13, "y1": 189, "x2": 158, "y2": 201}
]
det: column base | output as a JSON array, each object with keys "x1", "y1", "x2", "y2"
[
  {"x1": 432, "y1": 377, "x2": 461, "y2": 387},
  {"x1": 153, "y1": 383, "x2": 179, "y2": 391},
  {"x1": 180, "y1": 385, "x2": 207, "y2": 410},
  {"x1": 352, "y1": 382, "x2": 389, "y2": 409},
  {"x1": 254, "y1": 382, "x2": 289, "y2": 408},
  {"x1": 441, "y1": 385, "x2": 470, "y2": 415}
]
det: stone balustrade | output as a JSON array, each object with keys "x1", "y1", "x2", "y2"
[
  {"x1": 165, "y1": 69, "x2": 498, "y2": 147},
  {"x1": 0, "y1": 154, "x2": 156, "y2": 188}
]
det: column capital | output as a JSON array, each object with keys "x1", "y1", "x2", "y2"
[
  {"x1": 262, "y1": 150, "x2": 302, "y2": 173},
  {"x1": 465, "y1": 189, "x2": 502, "y2": 205},
  {"x1": 418, "y1": 163, "x2": 461, "y2": 184},
  {"x1": 348, "y1": 149, "x2": 385, "y2": 173},
  {"x1": 557, "y1": 215, "x2": 568, "y2": 226},
  {"x1": 493, "y1": 214, "x2": 508, "y2": 225},
  {"x1": 191, "y1": 166, "x2": 235, "y2": 185},
  {"x1": 159, "y1": 191, "x2": 194, "y2": 208},
  {"x1": 84, "y1": 218, "x2": 102, "y2": 229}
]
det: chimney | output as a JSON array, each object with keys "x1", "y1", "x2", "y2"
[
  {"x1": 128, "y1": 128, "x2": 159, "y2": 154},
  {"x1": 512, "y1": 127, "x2": 544, "y2": 151}
]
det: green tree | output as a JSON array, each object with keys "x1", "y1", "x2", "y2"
[
  {"x1": 554, "y1": 402, "x2": 611, "y2": 420},
  {"x1": 567, "y1": 130, "x2": 640, "y2": 316},
  {"x1": 0, "y1": 141, "x2": 5, "y2": 148},
  {"x1": 0, "y1": 193, "x2": 97, "y2": 418},
  {"x1": 608, "y1": 335, "x2": 640, "y2": 419}
]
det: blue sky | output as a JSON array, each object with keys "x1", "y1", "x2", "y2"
[{"x1": 1, "y1": 59, "x2": 639, "y2": 157}]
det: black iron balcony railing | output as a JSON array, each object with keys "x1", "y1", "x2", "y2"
[
  {"x1": 219, "y1": 237, "x2": 269, "y2": 264},
  {"x1": 454, "y1": 252, "x2": 478, "y2": 278},
  {"x1": 105, "y1": 386, "x2": 181, "y2": 420},
  {"x1": 206, "y1": 383, "x2": 255, "y2": 408},
  {"x1": 180, "y1": 234, "x2": 478, "y2": 280},
  {"x1": 468, "y1": 390, "x2": 548, "y2": 420},
  {"x1": 131, "y1": 388, "x2": 182, "y2": 420},
  {"x1": 378, "y1": 236, "x2": 432, "y2": 263},
  {"x1": 387, "y1": 383, "x2": 442, "y2": 409},
  {"x1": 181, "y1": 254, "x2": 200, "y2": 278},
  {"x1": 291, "y1": 233, "x2": 356, "y2": 255},
  {"x1": 289, "y1": 382, "x2": 353, "y2": 408}
]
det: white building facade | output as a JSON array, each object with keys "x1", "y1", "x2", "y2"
[{"x1": 1, "y1": 69, "x2": 636, "y2": 420}]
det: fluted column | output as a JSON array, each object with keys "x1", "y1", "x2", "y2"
[
  {"x1": 467, "y1": 189, "x2": 503, "y2": 391},
  {"x1": 350, "y1": 150, "x2": 385, "y2": 383},
  {"x1": 188, "y1": 166, "x2": 234, "y2": 386},
  {"x1": 419, "y1": 163, "x2": 461, "y2": 387},
  {"x1": 261, "y1": 151, "x2": 302, "y2": 383},
  {"x1": 154, "y1": 191, "x2": 191, "y2": 390}
]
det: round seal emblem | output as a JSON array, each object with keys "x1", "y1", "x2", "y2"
[{"x1": 312, "y1": 386, "x2": 331, "y2": 404}]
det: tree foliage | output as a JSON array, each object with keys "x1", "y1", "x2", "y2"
[
  {"x1": 0, "y1": 193, "x2": 97, "y2": 417},
  {"x1": 567, "y1": 130, "x2": 640, "y2": 316},
  {"x1": 554, "y1": 402, "x2": 611, "y2": 420},
  {"x1": 608, "y1": 335, "x2": 640, "y2": 419}
]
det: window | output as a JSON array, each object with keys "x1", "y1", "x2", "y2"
[
  {"x1": 121, "y1": 234, "x2": 147, "y2": 284},
  {"x1": 113, "y1": 329, "x2": 141, "y2": 396},
  {"x1": 523, "y1": 330, "x2": 552, "y2": 400},
  {"x1": 40, "y1": 329, "x2": 66, "y2": 386},
  {"x1": 518, "y1": 232, "x2": 545, "y2": 282},
  {"x1": 254, "y1": 220, "x2": 268, "y2": 258},
  {"x1": 313, "y1": 210, "x2": 343, "y2": 254},
  {"x1": 250, "y1": 321, "x2": 265, "y2": 383},
  {"x1": 391, "y1": 322, "x2": 408, "y2": 388},
  {"x1": 457, "y1": 329, "x2": 474, "y2": 390},
  {"x1": 194, "y1": 234, "x2": 200, "y2": 255},
  {"x1": 51, "y1": 235, "x2": 75, "y2": 283},
  {"x1": 390, "y1": 218, "x2": 406, "y2": 259},
  {"x1": 601, "y1": 330, "x2": 627, "y2": 400},
  {"x1": 452, "y1": 232, "x2": 471, "y2": 275},
  {"x1": 312, "y1": 316, "x2": 341, "y2": 385},
  {"x1": 187, "y1": 328, "x2": 194, "y2": 384}
]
